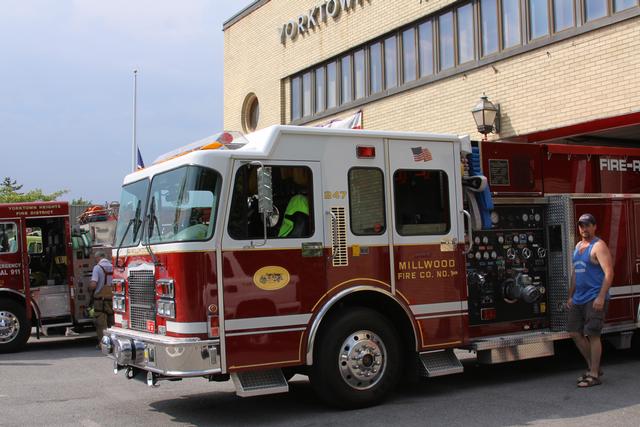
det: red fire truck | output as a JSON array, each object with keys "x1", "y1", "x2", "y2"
[
  {"x1": 100, "y1": 126, "x2": 640, "y2": 408},
  {"x1": 0, "y1": 202, "x2": 116, "y2": 353}
]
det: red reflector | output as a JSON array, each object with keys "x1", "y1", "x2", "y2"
[
  {"x1": 356, "y1": 146, "x2": 376, "y2": 158},
  {"x1": 146, "y1": 320, "x2": 156, "y2": 333},
  {"x1": 481, "y1": 308, "x2": 497, "y2": 321}
]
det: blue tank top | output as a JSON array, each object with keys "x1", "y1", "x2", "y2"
[{"x1": 572, "y1": 238, "x2": 608, "y2": 305}]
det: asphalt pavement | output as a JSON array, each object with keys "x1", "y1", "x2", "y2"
[{"x1": 1, "y1": 333, "x2": 639, "y2": 426}]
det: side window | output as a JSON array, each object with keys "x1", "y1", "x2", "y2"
[
  {"x1": 27, "y1": 227, "x2": 43, "y2": 254},
  {"x1": 348, "y1": 168, "x2": 386, "y2": 235},
  {"x1": 228, "y1": 165, "x2": 314, "y2": 240},
  {"x1": 393, "y1": 170, "x2": 451, "y2": 236},
  {"x1": 0, "y1": 222, "x2": 18, "y2": 254}
]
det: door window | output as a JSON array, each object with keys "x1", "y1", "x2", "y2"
[
  {"x1": 393, "y1": 170, "x2": 451, "y2": 235},
  {"x1": 228, "y1": 165, "x2": 314, "y2": 240},
  {"x1": 0, "y1": 222, "x2": 18, "y2": 253},
  {"x1": 348, "y1": 168, "x2": 386, "y2": 235}
]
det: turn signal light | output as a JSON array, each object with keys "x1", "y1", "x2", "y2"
[
  {"x1": 112, "y1": 279, "x2": 125, "y2": 296},
  {"x1": 356, "y1": 146, "x2": 376, "y2": 158},
  {"x1": 156, "y1": 279, "x2": 175, "y2": 298}
]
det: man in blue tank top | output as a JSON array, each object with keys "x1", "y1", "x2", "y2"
[{"x1": 567, "y1": 213, "x2": 614, "y2": 388}]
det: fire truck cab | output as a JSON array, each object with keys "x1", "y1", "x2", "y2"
[
  {"x1": 101, "y1": 126, "x2": 640, "y2": 408},
  {"x1": 0, "y1": 202, "x2": 116, "y2": 353}
]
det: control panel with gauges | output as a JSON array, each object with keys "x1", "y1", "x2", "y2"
[{"x1": 466, "y1": 204, "x2": 549, "y2": 326}]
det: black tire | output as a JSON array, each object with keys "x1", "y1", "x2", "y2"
[
  {"x1": 0, "y1": 299, "x2": 31, "y2": 354},
  {"x1": 310, "y1": 307, "x2": 402, "y2": 409}
]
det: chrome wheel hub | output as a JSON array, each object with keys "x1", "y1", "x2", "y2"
[
  {"x1": 0, "y1": 310, "x2": 20, "y2": 343},
  {"x1": 338, "y1": 330, "x2": 386, "y2": 390}
]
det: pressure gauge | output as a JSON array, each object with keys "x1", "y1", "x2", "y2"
[
  {"x1": 482, "y1": 236, "x2": 489, "y2": 244},
  {"x1": 534, "y1": 213, "x2": 541, "y2": 222},
  {"x1": 498, "y1": 235, "x2": 505, "y2": 244},
  {"x1": 522, "y1": 213, "x2": 529, "y2": 222},
  {"x1": 491, "y1": 211, "x2": 500, "y2": 225}
]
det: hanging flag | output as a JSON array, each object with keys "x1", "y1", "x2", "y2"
[
  {"x1": 136, "y1": 147, "x2": 145, "y2": 170},
  {"x1": 411, "y1": 147, "x2": 433, "y2": 162},
  {"x1": 316, "y1": 110, "x2": 363, "y2": 129}
]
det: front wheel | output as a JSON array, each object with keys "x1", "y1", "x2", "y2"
[
  {"x1": 0, "y1": 299, "x2": 31, "y2": 353},
  {"x1": 310, "y1": 308, "x2": 401, "y2": 409}
]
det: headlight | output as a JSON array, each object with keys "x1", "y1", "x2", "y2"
[
  {"x1": 156, "y1": 299, "x2": 175, "y2": 319},
  {"x1": 112, "y1": 278, "x2": 126, "y2": 295},
  {"x1": 112, "y1": 295, "x2": 126, "y2": 312},
  {"x1": 156, "y1": 279, "x2": 174, "y2": 298}
]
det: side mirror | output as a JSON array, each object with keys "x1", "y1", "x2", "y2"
[{"x1": 257, "y1": 166, "x2": 274, "y2": 215}]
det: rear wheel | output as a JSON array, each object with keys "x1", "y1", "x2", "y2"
[
  {"x1": 0, "y1": 300, "x2": 31, "y2": 353},
  {"x1": 310, "y1": 308, "x2": 401, "y2": 409}
]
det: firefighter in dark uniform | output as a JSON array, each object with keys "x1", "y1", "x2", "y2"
[{"x1": 89, "y1": 251, "x2": 114, "y2": 348}]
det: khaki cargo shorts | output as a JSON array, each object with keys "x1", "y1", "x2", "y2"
[{"x1": 567, "y1": 300, "x2": 608, "y2": 337}]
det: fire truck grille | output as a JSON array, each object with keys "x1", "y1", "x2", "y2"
[{"x1": 128, "y1": 270, "x2": 156, "y2": 332}]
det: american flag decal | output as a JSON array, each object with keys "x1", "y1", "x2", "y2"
[{"x1": 411, "y1": 147, "x2": 433, "y2": 162}]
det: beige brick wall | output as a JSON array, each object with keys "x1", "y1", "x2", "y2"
[{"x1": 224, "y1": 0, "x2": 640, "y2": 141}]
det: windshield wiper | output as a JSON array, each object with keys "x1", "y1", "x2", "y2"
[
  {"x1": 144, "y1": 196, "x2": 160, "y2": 266},
  {"x1": 115, "y1": 200, "x2": 141, "y2": 269}
]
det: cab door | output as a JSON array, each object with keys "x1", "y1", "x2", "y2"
[
  {"x1": 221, "y1": 160, "x2": 326, "y2": 370},
  {"x1": 0, "y1": 219, "x2": 28, "y2": 294},
  {"x1": 387, "y1": 138, "x2": 466, "y2": 350}
]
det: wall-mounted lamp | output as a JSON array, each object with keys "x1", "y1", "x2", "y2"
[{"x1": 472, "y1": 94, "x2": 500, "y2": 140}]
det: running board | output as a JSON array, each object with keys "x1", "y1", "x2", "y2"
[
  {"x1": 231, "y1": 369, "x2": 289, "y2": 397},
  {"x1": 418, "y1": 349, "x2": 464, "y2": 377}
]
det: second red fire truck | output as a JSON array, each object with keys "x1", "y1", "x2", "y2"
[{"x1": 100, "y1": 126, "x2": 640, "y2": 407}]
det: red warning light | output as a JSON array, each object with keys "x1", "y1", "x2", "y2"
[
  {"x1": 219, "y1": 132, "x2": 234, "y2": 144},
  {"x1": 356, "y1": 146, "x2": 376, "y2": 158}
]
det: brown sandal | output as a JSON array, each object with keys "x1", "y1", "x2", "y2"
[
  {"x1": 577, "y1": 375, "x2": 602, "y2": 388},
  {"x1": 577, "y1": 370, "x2": 603, "y2": 383}
]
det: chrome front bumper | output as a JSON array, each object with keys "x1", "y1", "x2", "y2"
[{"x1": 101, "y1": 327, "x2": 221, "y2": 377}]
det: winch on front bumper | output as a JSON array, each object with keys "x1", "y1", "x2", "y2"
[{"x1": 101, "y1": 327, "x2": 221, "y2": 384}]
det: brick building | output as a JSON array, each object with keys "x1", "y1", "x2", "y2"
[{"x1": 223, "y1": 0, "x2": 640, "y2": 144}]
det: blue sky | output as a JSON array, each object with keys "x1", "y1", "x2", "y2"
[{"x1": 0, "y1": 0, "x2": 254, "y2": 203}]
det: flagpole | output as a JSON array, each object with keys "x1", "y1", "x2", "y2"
[{"x1": 132, "y1": 69, "x2": 138, "y2": 172}]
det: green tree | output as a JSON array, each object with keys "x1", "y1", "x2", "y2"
[
  {"x1": 71, "y1": 197, "x2": 93, "y2": 205},
  {"x1": 0, "y1": 177, "x2": 67, "y2": 203}
]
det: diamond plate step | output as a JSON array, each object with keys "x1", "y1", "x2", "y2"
[
  {"x1": 231, "y1": 369, "x2": 289, "y2": 397},
  {"x1": 418, "y1": 349, "x2": 463, "y2": 378}
]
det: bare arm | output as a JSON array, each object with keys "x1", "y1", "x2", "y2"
[{"x1": 593, "y1": 241, "x2": 614, "y2": 311}]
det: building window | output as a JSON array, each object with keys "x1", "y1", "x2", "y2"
[
  {"x1": 553, "y1": 0, "x2": 574, "y2": 31},
  {"x1": 291, "y1": 77, "x2": 301, "y2": 120},
  {"x1": 393, "y1": 170, "x2": 450, "y2": 236},
  {"x1": 402, "y1": 28, "x2": 417, "y2": 83},
  {"x1": 502, "y1": 0, "x2": 522, "y2": 48},
  {"x1": 327, "y1": 61, "x2": 338, "y2": 109},
  {"x1": 615, "y1": 0, "x2": 638, "y2": 11},
  {"x1": 418, "y1": 21, "x2": 434, "y2": 77},
  {"x1": 370, "y1": 42, "x2": 383, "y2": 94},
  {"x1": 457, "y1": 3, "x2": 475, "y2": 63},
  {"x1": 228, "y1": 165, "x2": 314, "y2": 240},
  {"x1": 341, "y1": 54, "x2": 353, "y2": 104},
  {"x1": 530, "y1": 0, "x2": 550, "y2": 39},
  {"x1": 481, "y1": 0, "x2": 499, "y2": 56},
  {"x1": 439, "y1": 12, "x2": 455, "y2": 70},
  {"x1": 302, "y1": 72, "x2": 312, "y2": 117},
  {"x1": 585, "y1": 0, "x2": 608, "y2": 21},
  {"x1": 354, "y1": 49, "x2": 366, "y2": 99},
  {"x1": 315, "y1": 66, "x2": 326, "y2": 113},
  {"x1": 384, "y1": 35, "x2": 398, "y2": 89},
  {"x1": 242, "y1": 93, "x2": 260, "y2": 132},
  {"x1": 348, "y1": 168, "x2": 386, "y2": 235},
  {"x1": 287, "y1": 0, "x2": 639, "y2": 123}
]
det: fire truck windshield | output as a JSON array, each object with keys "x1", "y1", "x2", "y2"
[
  {"x1": 115, "y1": 179, "x2": 149, "y2": 247},
  {"x1": 145, "y1": 165, "x2": 221, "y2": 244}
]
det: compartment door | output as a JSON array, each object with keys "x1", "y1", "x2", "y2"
[{"x1": 387, "y1": 139, "x2": 466, "y2": 350}]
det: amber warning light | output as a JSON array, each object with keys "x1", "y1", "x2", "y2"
[{"x1": 356, "y1": 146, "x2": 376, "y2": 158}]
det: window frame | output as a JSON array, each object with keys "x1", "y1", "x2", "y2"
[
  {"x1": 393, "y1": 169, "x2": 452, "y2": 237},
  {"x1": 0, "y1": 221, "x2": 19, "y2": 254},
  {"x1": 348, "y1": 167, "x2": 387, "y2": 236},
  {"x1": 227, "y1": 164, "x2": 315, "y2": 241}
]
